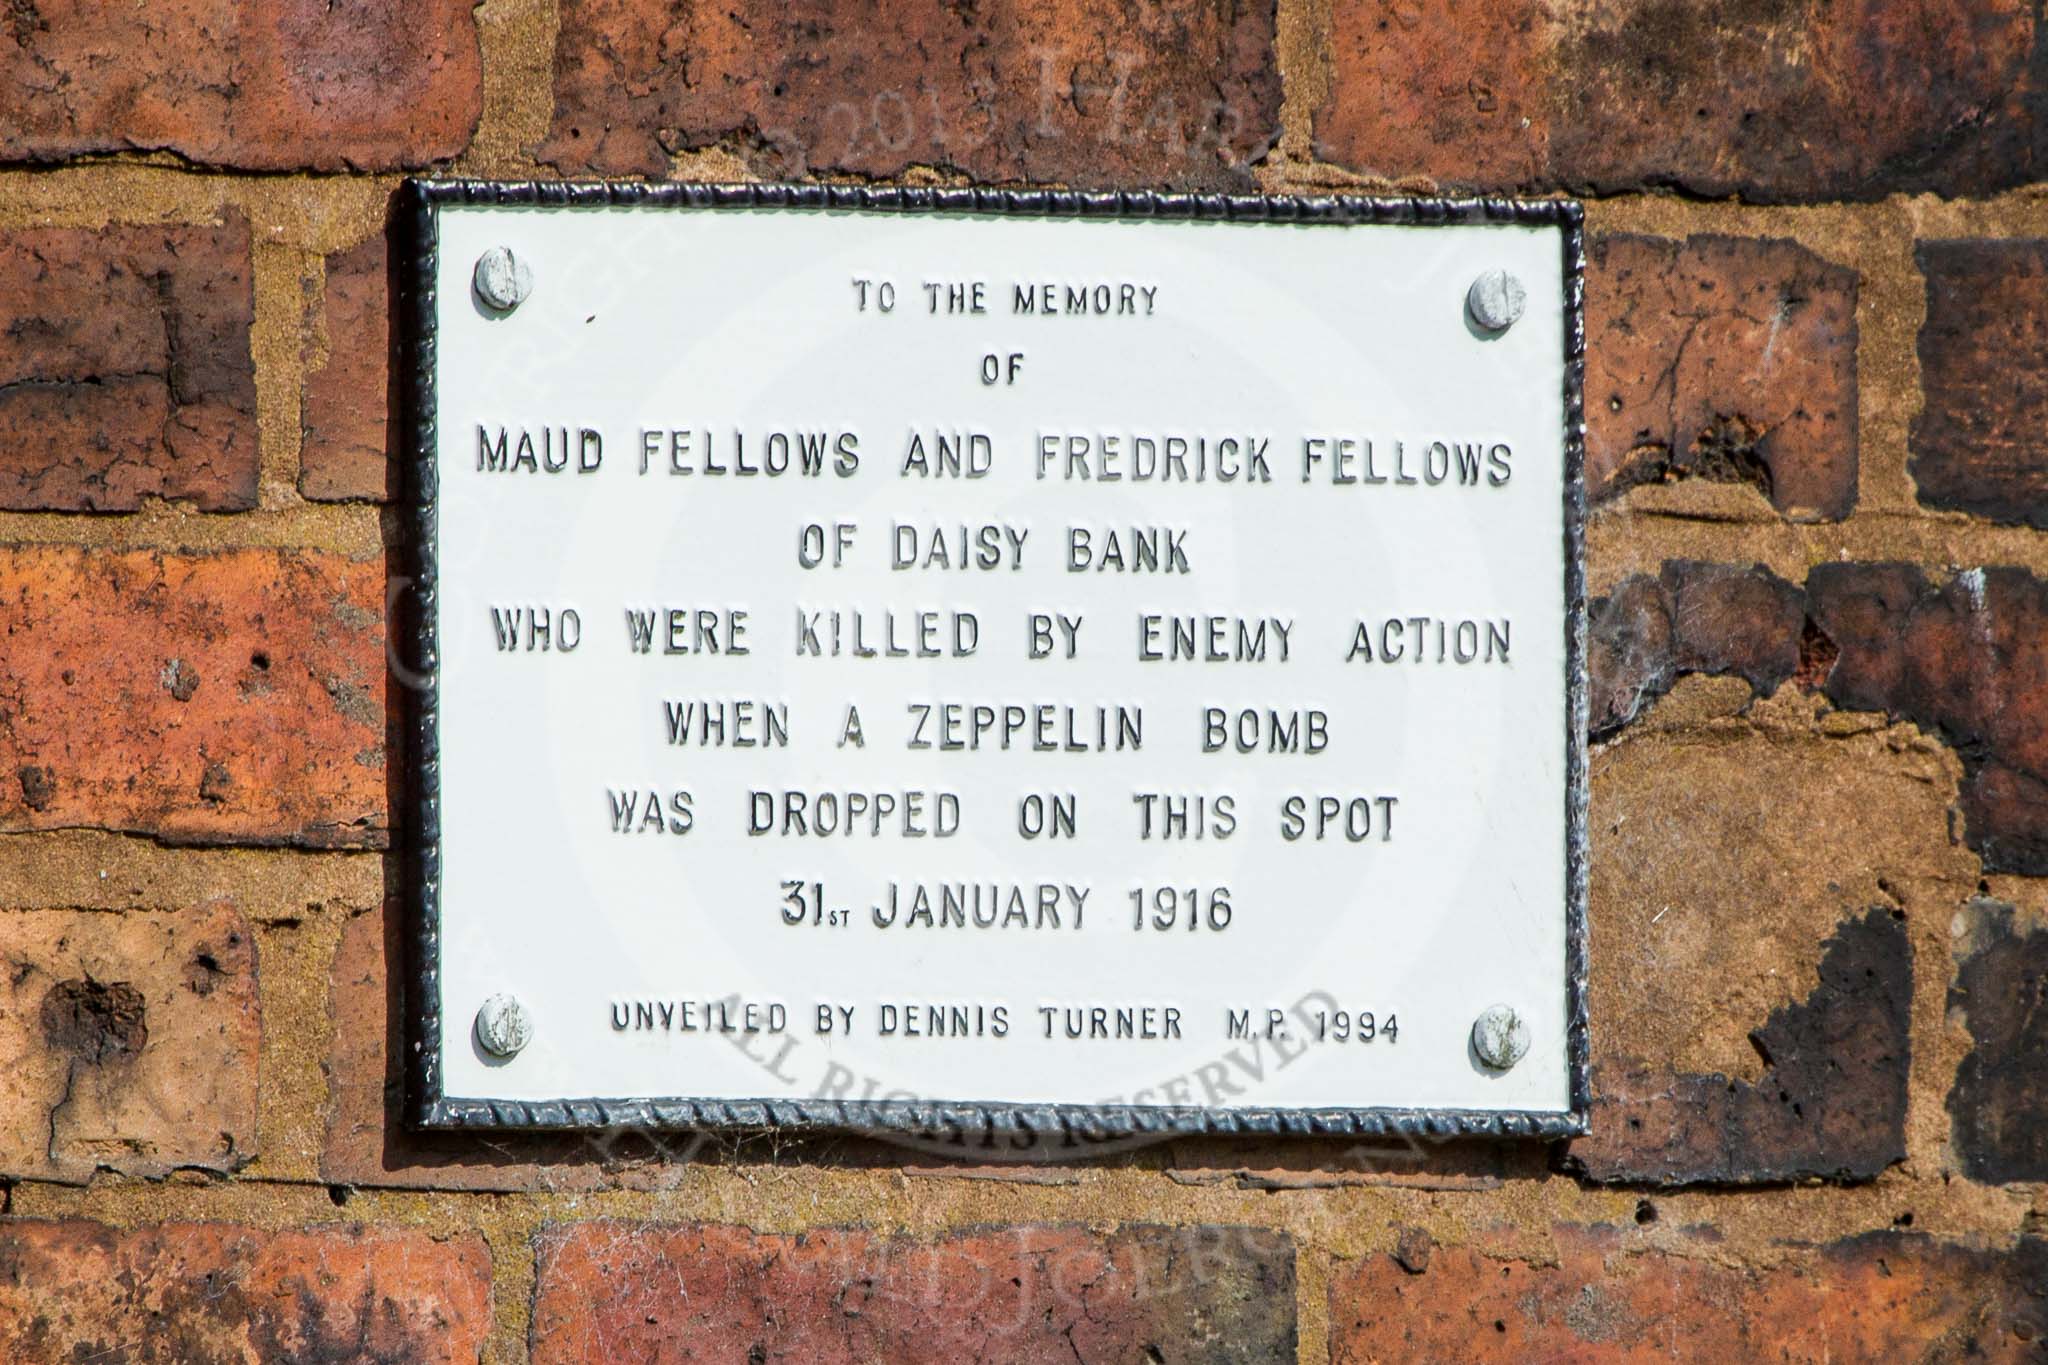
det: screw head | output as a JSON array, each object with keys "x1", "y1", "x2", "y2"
[
  {"x1": 1471, "y1": 1004, "x2": 1530, "y2": 1070},
  {"x1": 472, "y1": 246, "x2": 533, "y2": 312},
  {"x1": 474, "y1": 993, "x2": 532, "y2": 1058},
  {"x1": 1466, "y1": 269, "x2": 1526, "y2": 333}
]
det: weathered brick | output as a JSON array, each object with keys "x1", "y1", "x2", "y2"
[
  {"x1": 535, "y1": 0, "x2": 1282, "y2": 188},
  {"x1": 1569, "y1": 906, "x2": 1911, "y2": 1185},
  {"x1": 0, "y1": 548, "x2": 387, "y2": 847},
  {"x1": 0, "y1": 1, "x2": 481, "y2": 171},
  {"x1": 531, "y1": 1222, "x2": 1296, "y2": 1363},
  {"x1": 0, "y1": 216, "x2": 255, "y2": 512},
  {"x1": 1586, "y1": 235, "x2": 1858, "y2": 519},
  {"x1": 1913, "y1": 240, "x2": 2048, "y2": 528},
  {"x1": 1331, "y1": 1227, "x2": 2047, "y2": 1361},
  {"x1": 301, "y1": 234, "x2": 391, "y2": 502},
  {"x1": 0, "y1": 1220, "x2": 491, "y2": 1363},
  {"x1": 1809, "y1": 564, "x2": 2048, "y2": 874},
  {"x1": 1315, "y1": 0, "x2": 1551, "y2": 191},
  {"x1": 1591, "y1": 561, "x2": 2048, "y2": 874},
  {"x1": 1316, "y1": 0, "x2": 2039, "y2": 201},
  {"x1": 0, "y1": 902, "x2": 256, "y2": 1182},
  {"x1": 1948, "y1": 899, "x2": 2048, "y2": 1183},
  {"x1": 1587, "y1": 562, "x2": 1806, "y2": 737}
]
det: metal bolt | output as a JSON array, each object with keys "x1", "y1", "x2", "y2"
[
  {"x1": 472, "y1": 246, "x2": 533, "y2": 312},
  {"x1": 1471, "y1": 1003, "x2": 1530, "y2": 1071},
  {"x1": 475, "y1": 993, "x2": 532, "y2": 1058},
  {"x1": 1466, "y1": 269, "x2": 1526, "y2": 333}
]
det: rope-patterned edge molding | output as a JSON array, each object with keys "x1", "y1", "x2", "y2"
[{"x1": 399, "y1": 180, "x2": 1591, "y2": 1140}]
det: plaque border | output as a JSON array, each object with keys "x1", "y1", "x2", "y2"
[{"x1": 399, "y1": 179, "x2": 1591, "y2": 1143}]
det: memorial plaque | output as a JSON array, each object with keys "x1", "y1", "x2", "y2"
[{"x1": 403, "y1": 184, "x2": 1588, "y2": 1141}]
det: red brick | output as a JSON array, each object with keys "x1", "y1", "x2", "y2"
[
  {"x1": 0, "y1": 216, "x2": 255, "y2": 512},
  {"x1": 301, "y1": 234, "x2": 391, "y2": 502},
  {"x1": 1316, "y1": 0, "x2": 2038, "y2": 201},
  {"x1": 1568, "y1": 907, "x2": 1911, "y2": 1185},
  {"x1": 1913, "y1": 240, "x2": 2048, "y2": 528},
  {"x1": 0, "y1": 548, "x2": 387, "y2": 848},
  {"x1": 1331, "y1": 1227, "x2": 2046, "y2": 1361},
  {"x1": 0, "y1": 1220, "x2": 491, "y2": 1363},
  {"x1": 0, "y1": 0, "x2": 481, "y2": 171},
  {"x1": 1586, "y1": 235, "x2": 1858, "y2": 520},
  {"x1": 535, "y1": 0, "x2": 1281, "y2": 188},
  {"x1": 0, "y1": 902, "x2": 256, "y2": 1182},
  {"x1": 531, "y1": 1222, "x2": 1295, "y2": 1363},
  {"x1": 1809, "y1": 564, "x2": 2048, "y2": 874},
  {"x1": 1314, "y1": 0, "x2": 1552, "y2": 191}
]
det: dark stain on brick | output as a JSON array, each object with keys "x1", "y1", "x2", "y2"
[
  {"x1": 15, "y1": 764, "x2": 51, "y2": 811},
  {"x1": 198, "y1": 761, "x2": 232, "y2": 805},
  {"x1": 1606, "y1": 414, "x2": 1778, "y2": 503},
  {"x1": 1662, "y1": 561, "x2": 1807, "y2": 686},
  {"x1": 5, "y1": 0, "x2": 45, "y2": 50},
  {"x1": 246, "y1": 1281, "x2": 432, "y2": 1365},
  {"x1": 1588, "y1": 562, "x2": 1804, "y2": 736},
  {"x1": 1808, "y1": 564, "x2": 2048, "y2": 874},
  {"x1": 161, "y1": 658, "x2": 199, "y2": 701},
  {"x1": 1947, "y1": 900, "x2": 2048, "y2": 1183},
  {"x1": 1317, "y1": 0, "x2": 2038, "y2": 203},
  {"x1": 1550, "y1": 0, "x2": 2041, "y2": 201},
  {"x1": 1566, "y1": 907, "x2": 1910, "y2": 1185},
  {"x1": 1393, "y1": 1226, "x2": 1433, "y2": 1275},
  {"x1": 184, "y1": 944, "x2": 228, "y2": 997},
  {"x1": 1911, "y1": 239, "x2": 2048, "y2": 528},
  {"x1": 1588, "y1": 575, "x2": 1674, "y2": 736},
  {"x1": 38, "y1": 978, "x2": 147, "y2": 1064}
]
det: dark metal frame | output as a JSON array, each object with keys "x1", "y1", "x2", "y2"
[{"x1": 400, "y1": 179, "x2": 1590, "y2": 1141}]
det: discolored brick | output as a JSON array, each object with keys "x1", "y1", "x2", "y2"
[
  {"x1": 0, "y1": 216, "x2": 255, "y2": 512},
  {"x1": 0, "y1": 0, "x2": 482, "y2": 171},
  {"x1": 535, "y1": 0, "x2": 1282, "y2": 188},
  {"x1": 0, "y1": 548, "x2": 388, "y2": 848},
  {"x1": 1912, "y1": 240, "x2": 2048, "y2": 528},
  {"x1": 1586, "y1": 234, "x2": 1858, "y2": 519},
  {"x1": 1948, "y1": 899, "x2": 2048, "y2": 1183},
  {"x1": 1587, "y1": 562, "x2": 1805, "y2": 737},
  {"x1": 301, "y1": 234, "x2": 392, "y2": 502},
  {"x1": 1661, "y1": 562, "x2": 1808, "y2": 687},
  {"x1": 1568, "y1": 907, "x2": 1911, "y2": 1185},
  {"x1": 1592, "y1": 562, "x2": 2048, "y2": 873},
  {"x1": 1331, "y1": 1227, "x2": 2047, "y2": 1361},
  {"x1": 1316, "y1": 0, "x2": 2040, "y2": 201},
  {"x1": 531, "y1": 1222, "x2": 1296, "y2": 1363},
  {"x1": 0, "y1": 1220, "x2": 491, "y2": 1363},
  {"x1": 0, "y1": 903, "x2": 256, "y2": 1182},
  {"x1": 1808, "y1": 564, "x2": 2048, "y2": 874}
]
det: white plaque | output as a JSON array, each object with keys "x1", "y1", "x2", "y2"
[{"x1": 407, "y1": 185, "x2": 1588, "y2": 1143}]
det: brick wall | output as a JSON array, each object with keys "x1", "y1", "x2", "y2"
[{"x1": 1, "y1": 2, "x2": 2045, "y2": 1360}]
